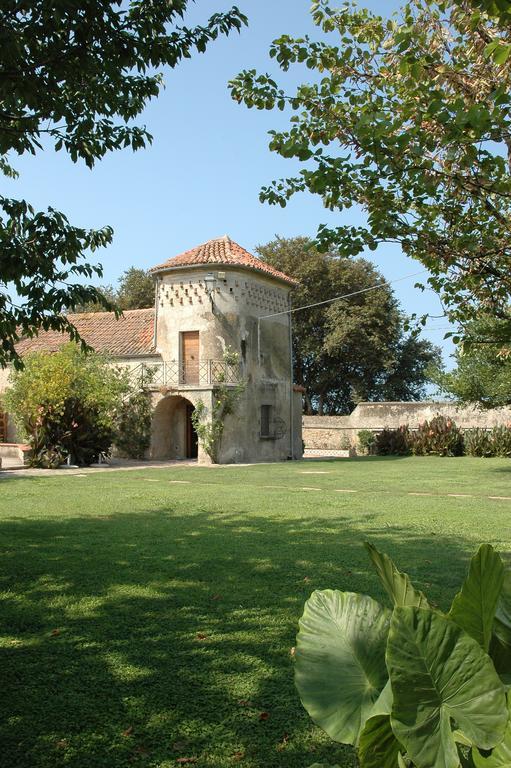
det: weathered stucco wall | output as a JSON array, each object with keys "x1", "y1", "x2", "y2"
[{"x1": 303, "y1": 402, "x2": 511, "y2": 450}]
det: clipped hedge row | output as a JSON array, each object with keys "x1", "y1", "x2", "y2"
[{"x1": 359, "y1": 416, "x2": 511, "y2": 457}]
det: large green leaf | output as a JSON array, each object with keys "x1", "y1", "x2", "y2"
[
  {"x1": 358, "y1": 714, "x2": 402, "y2": 768},
  {"x1": 491, "y1": 571, "x2": 511, "y2": 678},
  {"x1": 449, "y1": 544, "x2": 504, "y2": 651},
  {"x1": 295, "y1": 590, "x2": 390, "y2": 745},
  {"x1": 364, "y1": 542, "x2": 429, "y2": 609},
  {"x1": 387, "y1": 607, "x2": 507, "y2": 768},
  {"x1": 472, "y1": 691, "x2": 511, "y2": 768}
]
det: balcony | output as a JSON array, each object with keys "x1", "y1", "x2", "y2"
[{"x1": 128, "y1": 359, "x2": 243, "y2": 389}]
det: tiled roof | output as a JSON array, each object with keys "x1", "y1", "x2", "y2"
[
  {"x1": 17, "y1": 308, "x2": 156, "y2": 358},
  {"x1": 150, "y1": 235, "x2": 298, "y2": 286}
]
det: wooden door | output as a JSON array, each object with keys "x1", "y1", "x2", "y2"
[
  {"x1": 0, "y1": 409, "x2": 7, "y2": 443},
  {"x1": 181, "y1": 331, "x2": 200, "y2": 385}
]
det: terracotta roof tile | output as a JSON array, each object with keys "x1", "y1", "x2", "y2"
[
  {"x1": 17, "y1": 308, "x2": 156, "y2": 358},
  {"x1": 150, "y1": 235, "x2": 298, "y2": 286}
]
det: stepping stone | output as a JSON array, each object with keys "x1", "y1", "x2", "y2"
[{"x1": 334, "y1": 489, "x2": 357, "y2": 493}]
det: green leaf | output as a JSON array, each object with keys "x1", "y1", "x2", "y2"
[
  {"x1": 371, "y1": 679, "x2": 393, "y2": 717},
  {"x1": 494, "y1": 44, "x2": 511, "y2": 65},
  {"x1": 472, "y1": 691, "x2": 511, "y2": 767},
  {"x1": 295, "y1": 590, "x2": 390, "y2": 745},
  {"x1": 358, "y1": 715, "x2": 402, "y2": 768},
  {"x1": 491, "y1": 572, "x2": 511, "y2": 678},
  {"x1": 449, "y1": 544, "x2": 504, "y2": 651},
  {"x1": 364, "y1": 542, "x2": 429, "y2": 608},
  {"x1": 388, "y1": 607, "x2": 507, "y2": 768}
]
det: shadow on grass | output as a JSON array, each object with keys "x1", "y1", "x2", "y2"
[{"x1": 0, "y1": 506, "x2": 479, "y2": 768}]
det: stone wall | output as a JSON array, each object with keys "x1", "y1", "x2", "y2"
[{"x1": 303, "y1": 402, "x2": 511, "y2": 450}]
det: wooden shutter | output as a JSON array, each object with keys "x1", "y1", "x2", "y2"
[{"x1": 181, "y1": 331, "x2": 200, "y2": 385}]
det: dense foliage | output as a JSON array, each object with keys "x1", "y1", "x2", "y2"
[
  {"x1": 2, "y1": 345, "x2": 129, "y2": 466},
  {"x1": 115, "y1": 390, "x2": 152, "y2": 460},
  {"x1": 465, "y1": 426, "x2": 511, "y2": 458},
  {"x1": 357, "y1": 429, "x2": 377, "y2": 455},
  {"x1": 435, "y1": 317, "x2": 511, "y2": 408},
  {"x1": 231, "y1": 0, "x2": 511, "y2": 343},
  {"x1": 0, "y1": 0, "x2": 246, "y2": 368},
  {"x1": 295, "y1": 542, "x2": 511, "y2": 768},
  {"x1": 257, "y1": 237, "x2": 440, "y2": 414},
  {"x1": 375, "y1": 425, "x2": 412, "y2": 456},
  {"x1": 73, "y1": 267, "x2": 155, "y2": 313},
  {"x1": 412, "y1": 414, "x2": 464, "y2": 456}
]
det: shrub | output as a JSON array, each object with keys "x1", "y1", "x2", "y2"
[
  {"x1": 295, "y1": 542, "x2": 510, "y2": 768},
  {"x1": 374, "y1": 425, "x2": 411, "y2": 455},
  {"x1": 3, "y1": 345, "x2": 129, "y2": 467},
  {"x1": 491, "y1": 425, "x2": 511, "y2": 458},
  {"x1": 115, "y1": 391, "x2": 152, "y2": 459},
  {"x1": 464, "y1": 428, "x2": 494, "y2": 457},
  {"x1": 411, "y1": 415, "x2": 463, "y2": 456},
  {"x1": 339, "y1": 433, "x2": 352, "y2": 450},
  {"x1": 357, "y1": 429, "x2": 376, "y2": 455}
]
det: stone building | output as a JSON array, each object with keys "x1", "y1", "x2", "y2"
[{"x1": 0, "y1": 236, "x2": 304, "y2": 464}]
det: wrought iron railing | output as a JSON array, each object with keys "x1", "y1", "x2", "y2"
[{"x1": 127, "y1": 359, "x2": 243, "y2": 389}]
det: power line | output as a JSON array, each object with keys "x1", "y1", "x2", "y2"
[{"x1": 259, "y1": 269, "x2": 429, "y2": 320}]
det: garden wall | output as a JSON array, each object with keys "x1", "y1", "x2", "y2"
[{"x1": 303, "y1": 402, "x2": 511, "y2": 450}]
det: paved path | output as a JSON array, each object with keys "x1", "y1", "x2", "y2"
[{"x1": 0, "y1": 458, "x2": 198, "y2": 479}]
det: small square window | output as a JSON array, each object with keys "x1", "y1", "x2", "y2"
[{"x1": 260, "y1": 404, "x2": 272, "y2": 438}]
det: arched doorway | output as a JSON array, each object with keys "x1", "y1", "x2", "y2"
[{"x1": 151, "y1": 396, "x2": 198, "y2": 460}]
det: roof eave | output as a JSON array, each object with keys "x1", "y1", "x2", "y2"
[{"x1": 149, "y1": 261, "x2": 297, "y2": 287}]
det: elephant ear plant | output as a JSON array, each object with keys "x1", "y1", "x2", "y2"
[{"x1": 295, "y1": 543, "x2": 511, "y2": 768}]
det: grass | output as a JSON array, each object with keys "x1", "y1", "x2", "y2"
[{"x1": 1, "y1": 455, "x2": 511, "y2": 768}]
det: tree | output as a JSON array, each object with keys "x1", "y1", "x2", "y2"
[
  {"x1": 117, "y1": 267, "x2": 154, "y2": 310},
  {"x1": 2, "y1": 344, "x2": 129, "y2": 466},
  {"x1": 1, "y1": 1, "x2": 246, "y2": 368},
  {"x1": 434, "y1": 315, "x2": 511, "y2": 407},
  {"x1": 257, "y1": 236, "x2": 440, "y2": 414},
  {"x1": 231, "y1": 0, "x2": 511, "y2": 342},
  {"x1": 72, "y1": 268, "x2": 154, "y2": 312}
]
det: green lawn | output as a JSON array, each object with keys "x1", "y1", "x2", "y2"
[{"x1": 1, "y1": 456, "x2": 511, "y2": 768}]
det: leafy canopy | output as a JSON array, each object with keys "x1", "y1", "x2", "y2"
[
  {"x1": 257, "y1": 236, "x2": 440, "y2": 414},
  {"x1": 435, "y1": 316, "x2": 511, "y2": 407},
  {"x1": 73, "y1": 267, "x2": 155, "y2": 312},
  {"x1": 2, "y1": 343, "x2": 128, "y2": 438},
  {"x1": 231, "y1": 0, "x2": 511, "y2": 342},
  {"x1": 1, "y1": 0, "x2": 246, "y2": 368}
]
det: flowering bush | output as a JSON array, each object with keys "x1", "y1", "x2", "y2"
[
  {"x1": 411, "y1": 415, "x2": 463, "y2": 457},
  {"x1": 3, "y1": 345, "x2": 129, "y2": 467}
]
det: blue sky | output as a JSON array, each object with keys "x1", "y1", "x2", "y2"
[{"x1": 5, "y1": 0, "x2": 455, "y2": 365}]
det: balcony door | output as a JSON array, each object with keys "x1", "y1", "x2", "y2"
[{"x1": 181, "y1": 331, "x2": 200, "y2": 385}]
